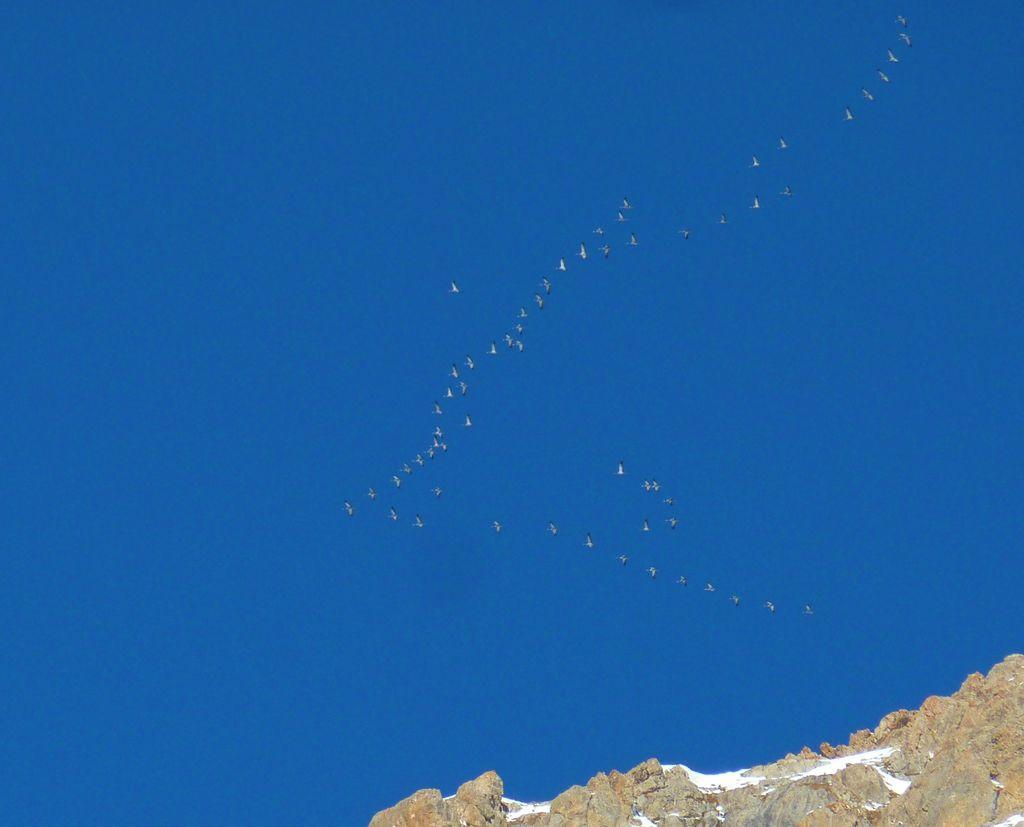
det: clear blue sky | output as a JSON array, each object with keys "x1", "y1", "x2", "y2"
[{"x1": 4, "y1": 2, "x2": 1023, "y2": 824}]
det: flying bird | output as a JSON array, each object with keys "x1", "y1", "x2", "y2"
[
  {"x1": 781, "y1": 185, "x2": 794, "y2": 197},
  {"x1": 621, "y1": 197, "x2": 633, "y2": 210},
  {"x1": 616, "y1": 460, "x2": 626, "y2": 476},
  {"x1": 432, "y1": 486, "x2": 442, "y2": 497},
  {"x1": 765, "y1": 601, "x2": 776, "y2": 614},
  {"x1": 433, "y1": 401, "x2": 443, "y2": 415},
  {"x1": 887, "y1": 48, "x2": 899, "y2": 63},
  {"x1": 619, "y1": 555, "x2": 629, "y2": 565},
  {"x1": 414, "y1": 454, "x2": 425, "y2": 466},
  {"x1": 898, "y1": 32, "x2": 912, "y2": 47},
  {"x1": 663, "y1": 497, "x2": 674, "y2": 506},
  {"x1": 463, "y1": 414, "x2": 473, "y2": 427},
  {"x1": 862, "y1": 87, "x2": 875, "y2": 101},
  {"x1": 518, "y1": 306, "x2": 528, "y2": 319},
  {"x1": 750, "y1": 195, "x2": 761, "y2": 209},
  {"x1": 704, "y1": 582, "x2": 716, "y2": 593},
  {"x1": 344, "y1": 500, "x2": 354, "y2": 516},
  {"x1": 488, "y1": 341, "x2": 497, "y2": 355},
  {"x1": 541, "y1": 277, "x2": 552, "y2": 294},
  {"x1": 444, "y1": 387, "x2": 454, "y2": 399},
  {"x1": 449, "y1": 281, "x2": 460, "y2": 294},
  {"x1": 413, "y1": 514, "x2": 424, "y2": 528},
  {"x1": 558, "y1": 258, "x2": 567, "y2": 271},
  {"x1": 593, "y1": 227, "x2": 605, "y2": 235},
  {"x1": 459, "y1": 381, "x2": 468, "y2": 396},
  {"x1": 577, "y1": 242, "x2": 588, "y2": 260},
  {"x1": 730, "y1": 594, "x2": 741, "y2": 606},
  {"x1": 647, "y1": 567, "x2": 658, "y2": 579},
  {"x1": 628, "y1": 233, "x2": 638, "y2": 247},
  {"x1": 896, "y1": 14, "x2": 908, "y2": 27},
  {"x1": 877, "y1": 68, "x2": 891, "y2": 83},
  {"x1": 844, "y1": 106, "x2": 855, "y2": 121},
  {"x1": 465, "y1": 355, "x2": 475, "y2": 369},
  {"x1": 389, "y1": 507, "x2": 398, "y2": 521},
  {"x1": 450, "y1": 364, "x2": 459, "y2": 379},
  {"x1": 778, "y1": 136, "x2": 788, "y2": 150},
  {"x1": 678, "y1": 228, "x2": 691, "y2": 239},
  {"x1": 803, "y1": 603, "x2": 815, "y2": 616},
  {"x1": 616, "y1": 211, "x2": 628, "y2": 223},
  {"x1": 719, "y1": 212, "x2": 728, "y2": 224},
  {"x1": 666, "y1": 517, "x2": 679, "y2": 529},
  {"x1": 368, "y1": 487, "x2": 377, "y2": 500},
  {"x1": 492, "y1": 521, "x2": 502, "y2": 533},
  {"x1": 548, "y1": 522, "x2": 559, "y2": 536},
  {"x1": 750, "y1": 155, "x2": 761, "y2": 168},
  {"x1": 402, "y1": 463, "x2": 413, "y2": 475},
  {"x1": 641, "y1": 518, "x2": 651, "y2": 532},
  {"x1": 534, "y1": 293, "x2": 544, "y2": 310},
  {"x1": 584, "y1": 533, "x2": 595, "y2": 549},
  {"x1": 677, "y1": 576, "x2": 688, "y2": 586},
  {"x1": 391, "y1": 475, "x2": 402, "y2": 488}
]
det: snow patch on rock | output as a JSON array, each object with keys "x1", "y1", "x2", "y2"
[{"x1": 503, "y1": 798, "x2": 551, "y2": 821}]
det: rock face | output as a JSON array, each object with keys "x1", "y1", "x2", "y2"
[
  {"x1": 370, "y1": 655, "x2": 1024, "y2": 827},
  {"x1": 369, "y1": 771, "x2": 505, "y2": 827}
]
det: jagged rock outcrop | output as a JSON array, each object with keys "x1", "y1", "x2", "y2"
[
  {"x1": 369, "y1": 771, "x2": 505, "y2": 827},
  {"x1": 370, "y1": 654, "x2": 1024, "y2": 827}
]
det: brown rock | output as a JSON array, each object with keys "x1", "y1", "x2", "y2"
[
  {"x1": 846, "y1": 729, "x2": 874, "y2": 753},
  {"x1": 451, "y1": 771, "x2": 505, "y2": 826},
  {"x1": 370, "y1": 788, "x2": 450, "y2": 827},
  {"x1": 369, "y1": 772, "x2": 506, "y2": 827},
  {"x1": 372, "y1": 655, "x2": 1024, "y2": 827},
  {"x1": 550, "y1": 777, "x2": 630, "y2": 827}
]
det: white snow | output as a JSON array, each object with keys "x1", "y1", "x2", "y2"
[
  {"x1": 503, "y1": 798, "x2": 551, "y2": 821},
  {"x1": 790, "y1": 747, "x2": 894, "y2": 780},
  {"x1": 877, "y1": 768, "x2": 912, "y2": 795},
  {"x1": 989, "y1": 816, "x2": 1024, "y2": 827},
  {"x1": 662, "y1": 764, "x2": 765, "y2": 792},
  {"x1": 663, "y1": 747, "x2": 912, "y2": 799},
  {"x1": 501, "y1": 748, "x2": 913, "y2": 823},
  {"x1": 787, "y1": 747, "x2": 912, "y2": 796},
  {"x1": 631, "y1": 814, "x2": 656, "y2": 827}
]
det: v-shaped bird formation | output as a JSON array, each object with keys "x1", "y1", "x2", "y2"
[{"x1": 345, "y1": 14, "x2": 917, "y2": 619}]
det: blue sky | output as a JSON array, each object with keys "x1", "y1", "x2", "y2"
[{"x1": 4, "y1": 2, "x2": 1023, "y2": 824}]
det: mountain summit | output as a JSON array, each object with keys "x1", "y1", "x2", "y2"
[{"x1": 370, "y1": 654, "x2": 1024, "y2": 826}]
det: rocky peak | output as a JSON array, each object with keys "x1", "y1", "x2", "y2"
[{"x1": 370, "y1": 654, "x2": 1024, "y2": 827}]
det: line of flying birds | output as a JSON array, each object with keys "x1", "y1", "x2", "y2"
[{"x1": 345, "y1": 15, "x2": 916, "y2": 618}]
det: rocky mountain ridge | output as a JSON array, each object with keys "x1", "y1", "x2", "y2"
[{"x1": 370, "y1": 654, "x2": 1024, "y2": 827}]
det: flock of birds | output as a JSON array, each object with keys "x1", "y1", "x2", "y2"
[{"x1": 345, "y1": 15, "x2": 917, "y2": 617}]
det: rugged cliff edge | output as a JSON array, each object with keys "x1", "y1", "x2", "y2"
[{"x1": 370, "y1": 654, "x2": 1024, "y2": 827}]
